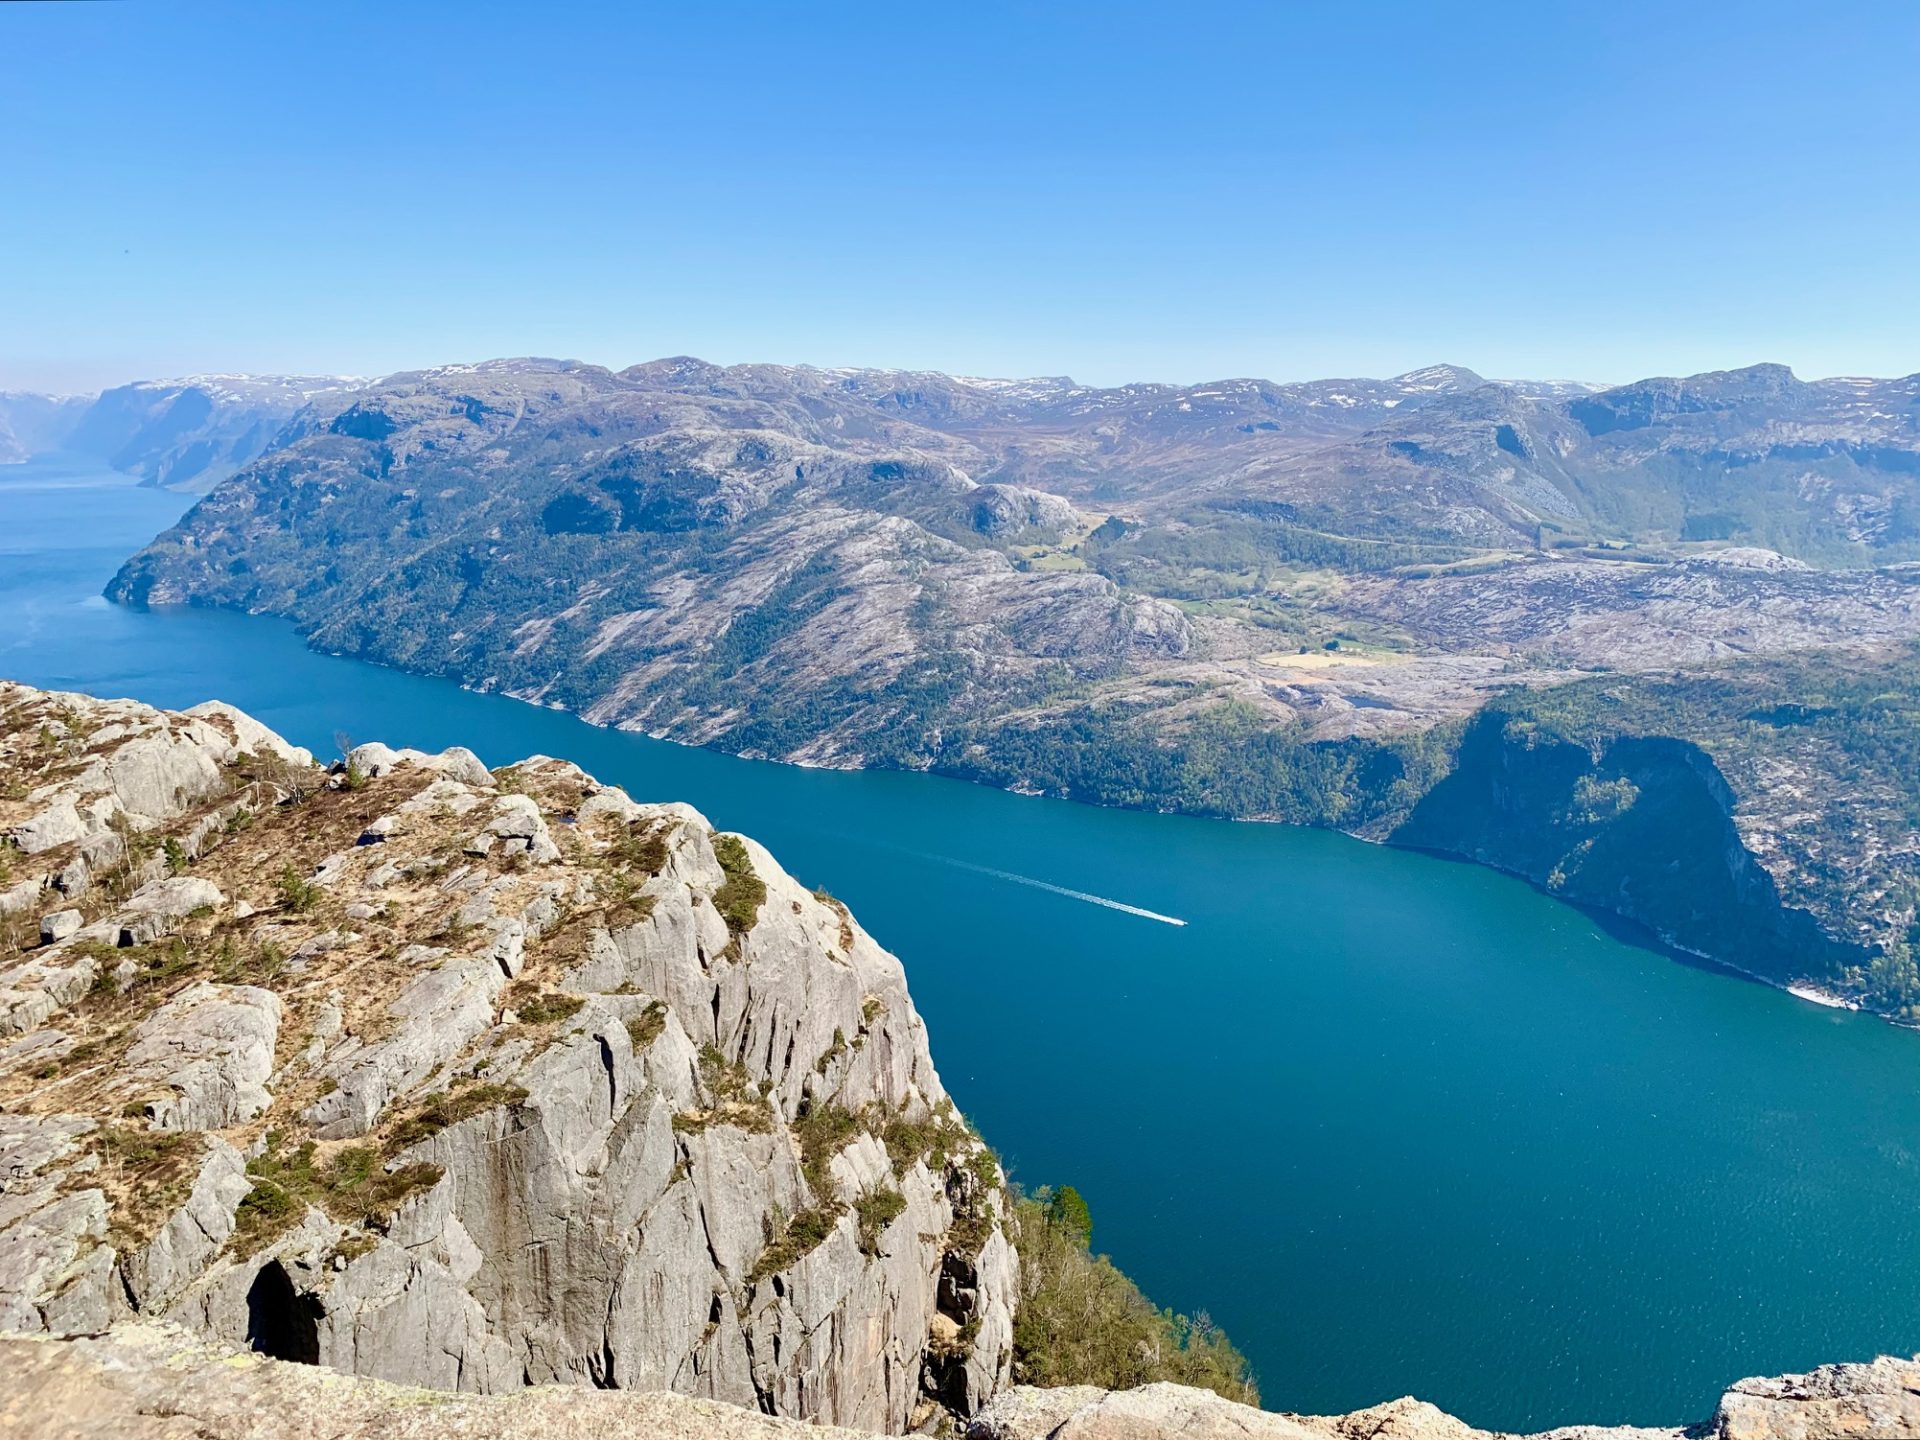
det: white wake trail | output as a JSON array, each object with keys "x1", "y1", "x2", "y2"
[{"x1": 930, "y1": 854, "x2": 1187, "y2": 927}]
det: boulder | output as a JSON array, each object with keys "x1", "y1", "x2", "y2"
[
  {"x1": 121, "y1": 983, "x2": 281, "y2": 1131},
  {"x1": 115, "y1": 876, "x2": 224, "y2": 946},
  {"x1": 182, "y1": 701, "x2": 315, "y2": 767},
  {"x1": 37, "y1": 910, "x2": 82, "y2": 946},
  {"x1": 347, "y1": 742, "x2": 491, "y2": 788}
]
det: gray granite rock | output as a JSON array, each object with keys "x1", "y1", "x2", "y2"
[
  {"x1": 0, "y1": 1114, "x2": 113, "y2": 1335},
  {"x1": 37, "y1": 909, "x2": 82, "y2": 945},
  {"x1": 119, "y1": 1139, "x2": 250, "y2": 1313},
  {"x1": 121, "y1": 982, "x2": 281, "y2": 1131},
  {"x1": 116, "y1": 876, "x2": 225, "y2": 946},
  {"x1": 11, "y1": 1327, "x2": 1920, "y2": 1440},
  {"x1": 0, "y1": 689, "x2": 1009, "y2": 1431}
]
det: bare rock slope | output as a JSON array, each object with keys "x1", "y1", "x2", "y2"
[
  {"x1": 0, "y1": 681, "x2": 1012, "y2": 1431},
  {"x1": 8, "y1": 1326, "x2": 1920, "y2": 1440}
]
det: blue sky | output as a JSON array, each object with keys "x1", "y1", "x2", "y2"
[{"x1": 3, "y1": 0, "x2": 1916, "y2": 391}]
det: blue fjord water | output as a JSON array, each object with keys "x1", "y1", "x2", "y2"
[{"x1": 5, "y1": 454, "x2": 1920, "y2": 1431}]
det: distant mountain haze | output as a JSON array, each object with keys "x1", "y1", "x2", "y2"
[{"x1": 0, "y1": 374, "x2": 363, "y2": 491}]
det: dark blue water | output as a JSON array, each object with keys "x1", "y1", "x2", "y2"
[{"x1": 5, "y1": 455, "x2": 1920, "y2": 1431}]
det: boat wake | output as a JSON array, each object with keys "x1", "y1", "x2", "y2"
[{"x1": 926, "y1": 853, "x2": 1187, "y2": 927}]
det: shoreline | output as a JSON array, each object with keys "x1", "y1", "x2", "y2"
[
  {"x1": 503, "y1": 658, "x2": 1891, "y2": 1030},
  {"x1": 127, "y1": 596, "x2": 1890, "y2": 1033}
]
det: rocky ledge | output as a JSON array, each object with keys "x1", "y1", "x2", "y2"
[
  {"x1": 8, "y1": 1325, "x2": 1920, "y2": 1440},
  {"x1": 0, "y1": 681, "x2": 1011, "y2": 1431},
  {"x1": 968, "y1": 1364, "x2": 1920, "y2": 1440}
]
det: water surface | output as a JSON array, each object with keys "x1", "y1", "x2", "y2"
[{"x1": 5, "y1": 456, "x2": 1919, "y2": 1431}]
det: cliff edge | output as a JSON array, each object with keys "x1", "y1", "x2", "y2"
[
  {"x1": 0, "y1": 681, "x2": 1012, "y2": 1431},
  {"x1": 7, "y1": 1325, "x2": 1920, "y2": 1440}
]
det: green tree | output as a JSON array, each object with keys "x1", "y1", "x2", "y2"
[
  {"x1": 1046, "y1": 1184, "x2": 1092, "y2": 1248},
  {"x1": 1009, "y1": 1193, "x2": 1257, "y2": 1405}
]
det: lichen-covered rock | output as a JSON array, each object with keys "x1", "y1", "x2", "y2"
[
  {"x1": 0, "y1": 684, "x2": 1014, "y2": 1433},
  {"x1": 182, "y1": 700, "x2": 315, "y2": 769},
  {"x1": 0, "y1": 680, "x2": 304, "y2": 919},
  {"x1": 0, "y1": 1114, "x2": 113, "y2": 1335},
  {"x1": 118, "y1": 1139, "x2": 250, "y2": 1312},
  {"x1": 0, "y1": 1322, "x2": 878, "y2": 1439},
  {"x1": 346, "y1": 740, "x2": 491, "y2": 788},
  {"x1": 300, "y1": 957, "x2": 504, "y2": 1138},
  {"x1": 37, "y1": 909, "x2": 81, "y2": 945},
  {"x1": 1713, "y1": 1357, "x2": 1920, "y2": 1440},
  {"x1": 115, "y1": 876, "x2": 225, "y2": 946}
]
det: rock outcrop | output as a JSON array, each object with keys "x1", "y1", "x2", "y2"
[
  {"x1": 9, "y1": 1326, "x2": 1920, "y2": 1440},
  {"x1": 0, "y1": 682, "x2": 1013, "y2": 1432},
  {"x1": 968, "y1": 1363, "x2": 1920, "y2": 1440}
]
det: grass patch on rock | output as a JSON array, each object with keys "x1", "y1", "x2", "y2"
[
  {"x1": 853, "y1": 1185, "x2": 906, "y2": 1256},
  {"x1": 749, "y1": 1204, "x2": 841, "y2": 1283},
  {"x1": 793, "y1": 1100, "x2": 862, "y2": 1196},
  {"x1": 625, "y1": 1000, "x2": 668, "y2": 1051},
  {"x1": 505, "y1": 982, "x2": 584, "y2": 1027},
  {"x1": 672, "y1": 1044, "x2": 774, "y2": 1135},
  {"x1": 384, "y1": 1082, "x2": 529, "y2": 1153},
  {"x1": 234, "y1": 1132, "x2": 444, "y2": 1255}
]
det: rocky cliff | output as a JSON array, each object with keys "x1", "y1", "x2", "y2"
[
  {"x1": 10, "y1": 1324, "x2": 1920, "y2": 1440},
  {"x1": 1392, "y1": 712, "x2": 1853, "y2": 987},
  {"x1": 0, "y1": 681, "x2": 1013, "y2": 1431}
]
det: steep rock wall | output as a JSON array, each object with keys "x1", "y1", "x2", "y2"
[
  {"x1": 0, "y1": 681, "x2": 1013, "y2": 1432},
  {"x1": 1391, "y1": 710, "x2": 1854, "y2": 986}
]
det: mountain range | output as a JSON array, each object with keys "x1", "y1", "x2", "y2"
[{"x1": 31, "y1": 351, "x2": 1920, "y2": 1018}]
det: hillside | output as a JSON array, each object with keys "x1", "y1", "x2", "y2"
[{"x1": 98, "y1": 356, "x2": 1920, "y2": 1015}]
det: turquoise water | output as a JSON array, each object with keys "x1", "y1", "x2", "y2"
[{"x1": 6, "y1": 456, "x2": 1920, "y2": 1431}]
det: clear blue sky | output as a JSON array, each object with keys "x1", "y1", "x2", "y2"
[{"x1": 4, "y1": 0, "x2": 1917, "y2": 391}]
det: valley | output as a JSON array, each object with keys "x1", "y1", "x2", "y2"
[{"x1": 12, "y1": 8, "x2": 1920, "y2": 1438}]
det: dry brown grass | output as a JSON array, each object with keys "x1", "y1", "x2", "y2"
[{"x1": 1, "y1": 703, "x2": 786, "y2": 1270}]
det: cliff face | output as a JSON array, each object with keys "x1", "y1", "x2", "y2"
[
  {"x1": 11, "y1": 1325, "x2": 1920, "y2": 1440},
  {"x1": 0, "y1": 681, "x2": 1012, "y2": 1431},
  {"x1": 1392, "y1": 711, "x2": 1855, "y2": 986}
]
